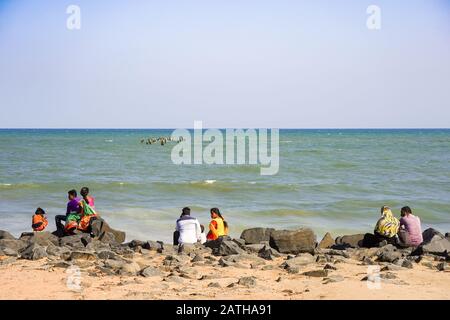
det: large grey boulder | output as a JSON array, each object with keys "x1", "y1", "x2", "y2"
[
  {"x1": 422, "y1": 228, "x2": 444, "y2": 243},
  {"x1": 269, "y1": 228, "x2": 316, "y2": 254},
  {"x1": 90, "y1": 219, "x2": 126, "y2": 244},
  {"x1": 419, "y1": 237, "x2": 450, "y2": 256},
  {"x1": 240, "y1": 228, "x2": 275, "y2": 244},
  {"x1": 334, "y1": 234, "x2": 365, "y2": 248},
  {"x1": 19, "y1": 243, "x2": 48, "y2": 260},
  {"x1": 20, "y1": 232, "x2": 59, "y2": 246},
  {"x1": 0, "y1": 239, "x2": 28, "y2": 252},
  {"x1": 377, "y1": 244, "x2": 402, "y2": 263},
  {"x1": 214, "y1": 240, "x2": 245, "y2": 256},
  {"x1": 59, "y1": 233, "x2": 91, "y2": 248},
  {"x1": 0, "y1": 230, "x2": 16, "y2": 240}
]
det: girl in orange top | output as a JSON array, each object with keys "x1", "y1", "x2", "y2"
[
  {"x1": 207, "y1": 207, "x2": 229, "y2": 241},
  {"x1": 32, "y1": 207, "x2": 48, "y2": 232}
]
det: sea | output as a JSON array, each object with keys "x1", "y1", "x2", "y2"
[{"x1": 0, "y1": 129, "x2": 449, "y2": 243}]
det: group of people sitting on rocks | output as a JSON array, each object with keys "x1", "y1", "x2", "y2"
[
  {"x1": 31, "y1": 188, "x2": 230, "y2": 245},
  {"x1": 363, "y1": 205, "x2": 423, "y2": 248},
  {"x1": 173, "y1": 207, "x2": 229, "y2": 246},
  {"x1": 32, "y1": 187, "x2": 98, "y2": 237},
  {"x1": 31, "y1": 188, "x2": 422, "y2": 251}
]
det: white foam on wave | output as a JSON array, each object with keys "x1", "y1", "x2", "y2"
[
  {"x1": 204, "y1": 180, "x2": 216, "y2": 184},
  {"x1": 1, "y1": 183, "x2": 12, "y2": 186},
  {"x1": 105, "y1": 139, "x2": 113, "y2": 142}
]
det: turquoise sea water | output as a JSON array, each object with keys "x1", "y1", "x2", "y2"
[{"x1": 0, "y1": 129, "x2": 449, "y2": 242}]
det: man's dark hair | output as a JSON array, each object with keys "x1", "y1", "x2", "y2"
[
  {"x1": 35, "y1": 207, "x2": 45, "y2": 215},
  {"x1": 68, "y1": 189, "x2": 77, "y2": 197},
  {"x1": 181, "y1": 207, "x2": 191, "y2": 216},
  {"x1": 401, "y1": 206, "x2": 412, "y2": 215},
  {"x1": 80, "y1": 187, "x2": 89, "y2": 197}
]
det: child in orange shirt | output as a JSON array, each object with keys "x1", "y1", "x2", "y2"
[{"x1": 32, "y1": 207, "x2": 48, "y2": 232}]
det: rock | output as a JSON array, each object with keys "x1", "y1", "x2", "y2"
[
  {"x1": 436, "y1": 262, "x2": 449, "y2": 271},
  {"x1": 303, "y1": 269, "x2": 329, "y2": 277},
  {"x1": 243, "y1": 244, "x2": 266, "y2": 254},
  {"x1": 0, "y1": 230, "x2": 16, "y2": 240},
  {"x1": 318, "y1": 232, "x2": 335, "y2": 249},
  {"x1": 240, "y1": 228, "x2": 274, "y2": 244},
  {"x1": 321, "y1": 249, "x2": 350, "y2": 258},
  {"x1": 287, "y1": 266, "x2": 300, "y2": 274},
  {"x1": 0, "y1": 239, "x2": 28, "y2": 252},
  {"x1": 59, "y1": 234, "x2": 91, "y2": 248},
  {"x1": 141, "y1": 266, "x2": 163, "y2": 277},
  {"x1": 377, "y1": 245, "x2": 402, "y2": 263},
  {"x1": 85, "y1": 240, "x2": 111, "y2": 252},
  {"x1": 422, "y1": 228, "x2": 445, "y2": 243},
  {"x1": 238, "y1": 276, "x2": 257, "y2": 287},
  {"x1": 191, "y1": 254, "x2": 204, "y2": 263},
  {"x1": 46, "y1": 245, "x2": 71, "y2": 259},
  {"x1": 0, "y1": 257, "x2": 17, "y2": 265},
  {"x1": 261, "y1": 265, "x2": 275, "y2": 271},
  {"x1": 127, "y1": 239, "x2": 145, "y2": 248},
  {"x1": 232, "y1": 238, "x2": 246, "y2": 248},
  {"x1": 19, "y1": 243, "x2": 48, "y2": 260},
  {"x1": 400, "y1": 259, "x2": 413, "y2": 269},
  {"x1": 269, "y1": 228, "x2": 316, "y2": 254},
  {"x1": 1, "y1": 247, "x2": 18, "y2": 257},
  {"x1": 334, "y1": 234, "x2": 365, "y2": 248},
  {"x1": 324, "y1": 263, "x2": 337, "y2": 270},
  {"x1": 416, "y1": 237, "x2": 450, "y2": 256},
  {"x1": 104, "y1": 259, "x2": 125, "y2": 272},
  {"x1": 381, "y1": 264, "x2": 403, "y2": 271},
  {"x1": 316, "y1": 255, "x2": 327, "y2": 263},
  {"x1": 120, "y1": 261, "x2": 142, "y2": 276},
  {"x1": 178, "y1": 243, "x2": 198, "y2": 255},
  {"x1": 282, "y1": 253, "x2": 315, "y2": 269},
  {"x1": 70, "y1": 251, "x2": 96, "y2": 261},
  {"x1": 362, "y1": 257, "x2": 376, "y2": 265},
  {"x1": 323, "y1": 275, "x2": 344, "y2": 284},
  {"x1": 258, "y1": 245, "x2": 281, "y2": 260},
  {"x1": 207, "y1": 282, "x2": 221, "y2": 288},
  {"x1": 142, "y1": 240, "x2": 162, "y2": 251},
  {"x1": 90, "y1": 219, "x2": 125, "y2": 243},
  {"x1": 20, "y1": 232, "x2": 59, "y2": 246},
  {"x1": 218, "y1": 258, "x2": 235, "y2": 267},
  {"x1": 214, "y1": 240, "x2": 244, "y2": 256},
  {"x1": 97, "y1": 250, "x2": 118, "y2": 260},
  {"x1": 380, "y1": 272, "x2": 397, "y2": 280}
]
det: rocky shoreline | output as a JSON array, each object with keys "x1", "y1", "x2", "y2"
[{"x1": 1, "y1": 221, "x2": 449, "y2": 299}]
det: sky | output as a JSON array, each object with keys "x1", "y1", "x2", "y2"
[{"x1": 0, "y1": 0, "x2": 449, "y2": 128}]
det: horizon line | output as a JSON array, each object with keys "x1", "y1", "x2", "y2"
[{"x1": 0, "y1": 127, "x2": 449, "y2": 130}]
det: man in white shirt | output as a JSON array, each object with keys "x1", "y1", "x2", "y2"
[{"x1": 175, "y1": 207, "x2": 202, "y2": 245}]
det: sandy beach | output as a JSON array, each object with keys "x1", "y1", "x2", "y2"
[{"x1": 1, "y1": 229, "x2": 449, "y2": 300}]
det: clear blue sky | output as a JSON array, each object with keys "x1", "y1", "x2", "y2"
[{"x1": 0, "y1": 0, "x2": 449, "y2": 128}]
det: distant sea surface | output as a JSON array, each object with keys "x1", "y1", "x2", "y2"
[{"x1": 1, "y1": 129, "x2": 449, "y2": 242}]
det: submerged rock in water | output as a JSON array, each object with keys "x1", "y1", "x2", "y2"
[{"x1": 269, "y1": 228, "x2": 316, "y2": 254}]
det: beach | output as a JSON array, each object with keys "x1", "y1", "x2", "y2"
[
  {"x1": 1, "y1": 253, "x2": 449, "y2": 300},
  {"x1": 1, "y1": 226, "x2": 449, "y2": 300}
]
